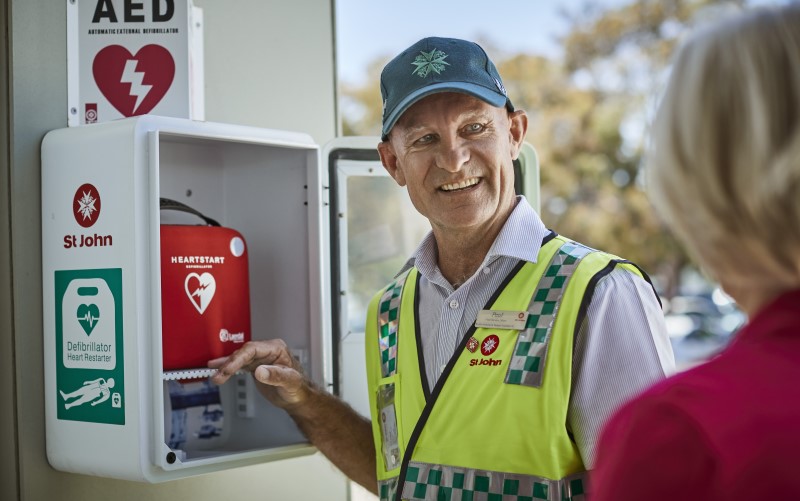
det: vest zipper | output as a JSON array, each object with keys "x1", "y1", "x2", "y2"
[{"x1": 393, "y1": 259, "x2": 528, "y2": 501}]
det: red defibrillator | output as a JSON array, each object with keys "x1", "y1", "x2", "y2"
[{"x1": 159, "y1": 199, "x2": 252, "y2": 371}]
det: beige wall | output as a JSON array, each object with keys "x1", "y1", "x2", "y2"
[
  {"x1": 195, "y1": 0, "x2": 339, "y2": 142},
  {"x1": 2, "y1": 1, "x2": 347, "y2": 500}
]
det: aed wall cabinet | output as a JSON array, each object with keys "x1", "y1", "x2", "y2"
[{"x1": 41, "y1": 115, "x2": 336, "y2": 482}]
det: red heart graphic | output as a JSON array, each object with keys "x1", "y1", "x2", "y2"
[{"x1": 92, "y1": 44, "x2": 175, "y2": 117}]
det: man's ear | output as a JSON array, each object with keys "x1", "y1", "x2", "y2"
[
  {"x1": 508, "y1": 110, "x2": 528, "y2": 160},
  {"x1": 378, "y1": 140, "x2": 407, "y2": 186}
]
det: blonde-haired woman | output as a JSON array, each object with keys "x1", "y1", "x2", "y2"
[{"x1": 592, "y1": 5, "x2": 800, "y2": 500}]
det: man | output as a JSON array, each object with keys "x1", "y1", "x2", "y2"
[{"x1": 211, "y1": 37, "x2": 674, "y2": 501}]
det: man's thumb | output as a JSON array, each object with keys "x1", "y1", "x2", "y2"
[{"x1": 254, "y1": 365, "x2": 274, "y2": 385}]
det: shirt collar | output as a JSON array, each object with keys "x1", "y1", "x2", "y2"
[{"x1": 396, "y1": 195, "x2": 549, "y2": 278}]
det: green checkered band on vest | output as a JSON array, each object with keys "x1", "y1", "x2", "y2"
[
  {"x1": 505, "y1": 241, "x2": 594, "y2": 388},
  {"x1": 378, "y1": 269, "x2": 412, "y2": 378},
  {"x1": 379, "y1": 477, "x2": 400, "y2": 501},
  {"x1": 559, "y1": 471, "x2": 588, "y2": 501},
  {"x1": 400, "y1": 461, "x2": 588, "y2": 501}
]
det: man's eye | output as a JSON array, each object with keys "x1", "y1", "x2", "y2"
[
  {"x1": 415, "y1": 134, "x2": 435, "y2": 145},
  {"x1": 465, "y1": 123, "x2": 485, "y2": 133}
]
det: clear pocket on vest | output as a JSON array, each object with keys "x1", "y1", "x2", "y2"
[{"x1": 377, "y1": 381, "x2": 401, "y2": 471}]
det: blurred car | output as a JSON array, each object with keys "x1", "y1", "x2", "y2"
[{"x1": 663, "y1": 288, "x2": 746, "y2": 370}]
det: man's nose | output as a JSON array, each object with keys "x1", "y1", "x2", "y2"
[{"x1": 435, "y1": 138, "x2": 470, "y2": 173}]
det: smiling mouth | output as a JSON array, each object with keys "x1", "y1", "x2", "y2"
[{"x1": 440, "y1": 177, "x2": 480, "y2": 192}]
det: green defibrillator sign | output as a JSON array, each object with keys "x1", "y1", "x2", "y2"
[{"x1": 55, "y1": 268, "x2": 125, "y2": 425}]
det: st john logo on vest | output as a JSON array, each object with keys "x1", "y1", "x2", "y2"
[{"x1": 469, "y1": 334, "x2": 503, "y2": 366}]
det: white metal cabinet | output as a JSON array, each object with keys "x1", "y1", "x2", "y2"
[{"x1": 42, "y1": 115, "x2": 331, "y2": 482}]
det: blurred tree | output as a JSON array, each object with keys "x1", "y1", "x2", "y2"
[
  {"x1": 340, "y1": 58, "x2": 387, "y2": 136},
  {"x1": 338, "y1": 0, "x2": 741, "y2": 298},
  {"x1": 536, "y1": 0, "x2": 738, "y2": 297}
]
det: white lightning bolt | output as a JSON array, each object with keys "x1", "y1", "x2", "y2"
[
  {"x1": 191, "y1": 283, "x2": 209, "y2": 298},
  {"x1": 120, "y1": 59, "x2": 152, "y2": 114}
]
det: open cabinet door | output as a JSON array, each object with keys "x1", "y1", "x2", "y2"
[
  {"x1": 516, "y1": 142, "x2": 541, "y2": 212},
  {"x1": 324, "y1": 138, "x2": 541, "y2": 419},
  {"x1": 322, "y1": 137, "x2": 429, "y2": 419}
]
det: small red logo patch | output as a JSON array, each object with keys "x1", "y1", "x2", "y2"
[
  {"x1": 73, "y1": 183, "x2": 101, "y2": 228},
  {"x1": 481, "y1": 334, "x2": 500, "y2": 356},
  {"x1": 466, "y1": 336, "x2": 479, "y2": 353}
]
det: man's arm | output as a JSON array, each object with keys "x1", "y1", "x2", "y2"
[
  {"x1": 568, "y1": 267, "x2": 675, "y2": 467},
  {"x1": 209, "y1": 339, "x2": 378, "y2": 494}
]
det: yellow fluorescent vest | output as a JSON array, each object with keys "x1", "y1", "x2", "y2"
[{"x1": 365, "y1": 236, "x2": 651, "y2": 501}]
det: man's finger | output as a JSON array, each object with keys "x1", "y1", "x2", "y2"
[
  {"x1": 209, "y1": 340, "x2": 291, "y2": 385},
  {"x1": 254, "y1": 365, "x2": 307, "y2": 405},
  {"x1": 254, "y1": 365, "x2": 300, "y2": 388},
  {"x1": 207, "y1": 356, "x2": 228, "y2": 368}
]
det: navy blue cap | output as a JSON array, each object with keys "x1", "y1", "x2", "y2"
[{"x1": 380, "y1": 37, "x2": 513, "y2": 140}]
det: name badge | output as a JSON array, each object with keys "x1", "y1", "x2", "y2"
[{"x1": 475, "y1": 310, "x2": 528, "y2": 330}]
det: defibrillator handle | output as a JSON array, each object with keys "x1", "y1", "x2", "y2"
[{"x1": 159, "y1": 198, "x2": 221, "y2": 227}]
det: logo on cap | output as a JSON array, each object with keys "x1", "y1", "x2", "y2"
[{"x1": 411, "y1": 48, "x2": 450, "y2": 78}]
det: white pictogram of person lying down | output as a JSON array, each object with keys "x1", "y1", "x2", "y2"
[{"x1": 59, "y1": 377, "x2": 115, "y2": 409}]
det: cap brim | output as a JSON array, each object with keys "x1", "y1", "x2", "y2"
[{"x1": 381, "y1": 82, "x2": 509, "y2": 139}]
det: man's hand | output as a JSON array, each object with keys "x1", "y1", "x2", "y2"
[
  {"x1": 209, "y1": 338, "x2": 378, "y2": 494},
  {"x1": 208, "y1": 339, "x2": 310, "y2": 408}
]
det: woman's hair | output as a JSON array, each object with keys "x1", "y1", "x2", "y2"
[{"x1": 647, "y1": 4, "x2": 800, "y2": 291}]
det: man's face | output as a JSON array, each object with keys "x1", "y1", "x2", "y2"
[{"x1": 378, "y1": 92, "x2": 527, "y2": 237}]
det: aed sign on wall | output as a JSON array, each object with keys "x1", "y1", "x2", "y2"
[{"x1": 67, "y1": 0, "x2": 201, "y2": 126}]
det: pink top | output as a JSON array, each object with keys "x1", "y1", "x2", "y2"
[{"x1": 591, "y1": 289, "x2": 800, "y2": 500}]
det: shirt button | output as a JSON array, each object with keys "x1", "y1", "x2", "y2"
[
  {"x1": 449, "y1": 299, "x2": 459, "y2": 309},
  {"x1": 483, "y1": 267, "x2": 491, "y2": 275}
]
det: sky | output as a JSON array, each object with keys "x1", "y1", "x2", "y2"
[
  {"x1": 335, "y1": 0, "x2": 637, "y2": 84},
  {"x1": 334, "y1": 0, "x2": 787, "y2": 85}
]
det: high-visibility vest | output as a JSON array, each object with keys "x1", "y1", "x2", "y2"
[{"x1": 365, "y1": 235, "x2": 652, "y2": 501}]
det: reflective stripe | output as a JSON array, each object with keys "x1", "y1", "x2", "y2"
[
  {"x1": 398, "y1": 461, "x2": 588, "y2": 501},
  {"x1": 505, "y1": 241, "x2": 594, "y2": 388},
  {"x1": 560, "y1": 471, "x2": 589, "y2": 501},
  {"x1": 378, "y1": 270, "x2": 412, "y2": 378},
  {"x1": 379, "y1": 477, "x2": 400, "y2": 501}
]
